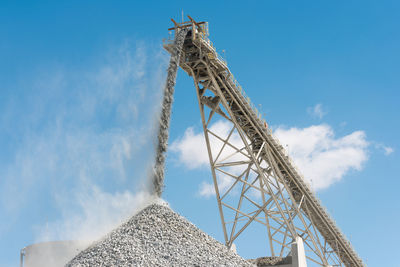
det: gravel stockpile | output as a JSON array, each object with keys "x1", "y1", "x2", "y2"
[
  {"x1": 66, "y1": 203, "x2": 254, "y2": 266},
  {"x1": 248, "y1": 256, "x2": 291, "y2": 266}
]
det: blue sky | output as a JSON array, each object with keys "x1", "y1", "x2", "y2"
[{"x1": 1, "y1": 1, "x2": 399, "y2": 266}]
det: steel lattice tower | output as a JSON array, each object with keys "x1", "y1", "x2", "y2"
[{"x1": 164, "y1": 17, "x2": 364, "y2": 267}]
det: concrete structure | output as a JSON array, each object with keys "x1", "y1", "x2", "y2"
[
  {"x1": 292, "y1": 237, "x2": 307, "y2": 267},
  {"x1": 250, "y1": 237, "x2": 307, "y2": 267}
]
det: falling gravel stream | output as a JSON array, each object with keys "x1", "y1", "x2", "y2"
[{"x1": 152, "y1": 28, "x2": 188, "y2": 197}]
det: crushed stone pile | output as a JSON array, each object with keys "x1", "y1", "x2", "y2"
[
  {"x1": 248, "y1": 256, "x2": 291, "y2": 266},
  {"x1": 66, "y1": 203, "x2": 254, "y2": 266}
]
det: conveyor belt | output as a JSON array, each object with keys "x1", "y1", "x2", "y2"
[{"x1": 164, "y1": 22, "x2": 364, "y2": 266}]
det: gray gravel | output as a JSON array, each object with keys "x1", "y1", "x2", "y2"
[
  {"x1": 66, "y1": 202, "x2": 254, "y2": 266},
  {"x1": 248, "y1": 256, "x2": 291, "y2": 266}
]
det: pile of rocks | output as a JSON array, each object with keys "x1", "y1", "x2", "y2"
[
  {"x1": 66, "y1": 203, "x2": 254, "y2": 266},
  {"x1": 248, "y1": 256, "x2": 292, "y2": 267}
]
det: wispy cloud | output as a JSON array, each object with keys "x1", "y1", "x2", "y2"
[
  {"x1": 171, "y1": 120, "x2": 369, "y2": 194},
  {"x1": 383, "y1": 146, "x2": 394, "y2": 155},
  {"x1": 0, "y1": 41, "x2": 168, "y2": 245},
  {"x1": 37, "y1": 185, "x2": 155, "y2": 242},
  {"x1": 198, "y1": 182, "x2": 215, "y2": 198},
  {"x1": 307, "y1": 103, "x2": 326, "y2": 119},
  {"x1": 375, "y1": 143, "x2": 394, "y2": 156}
]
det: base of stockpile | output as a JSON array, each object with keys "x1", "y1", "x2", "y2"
[
  {"x1": 66, "y1": 203, "x2": 254, "y2": 266},
  {"x1": 248, "y1": 256, "x2": 292, "y2": 267}
]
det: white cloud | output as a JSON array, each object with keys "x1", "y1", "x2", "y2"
[
  {"x1": 171, "y1": 121, "x2": 369, "y2": 194},
  {"x1": 199, "y1": 182, "x2": 215, "y2": 198},
  {"x1": 170, "y1": 120, "x2": 246, "y2": 170},
  {"x1": 374, "y1": 143, "x2": 394, "y2": 156},
  {"x1": 384, "y1": 146, "x2": 394, "y2": 155},
  {"x1": 171, "y1": 121, "x2": 248, "y2": 197},
  {"x1": 274, "y1": 124, "x2": 369, "y2": 190},
  {"x1": 170, "y1": 127, "x2": 208, "y2": 169},
  {"x1": 307, "y1": 103, "x2": 326, "y2": 119}
]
